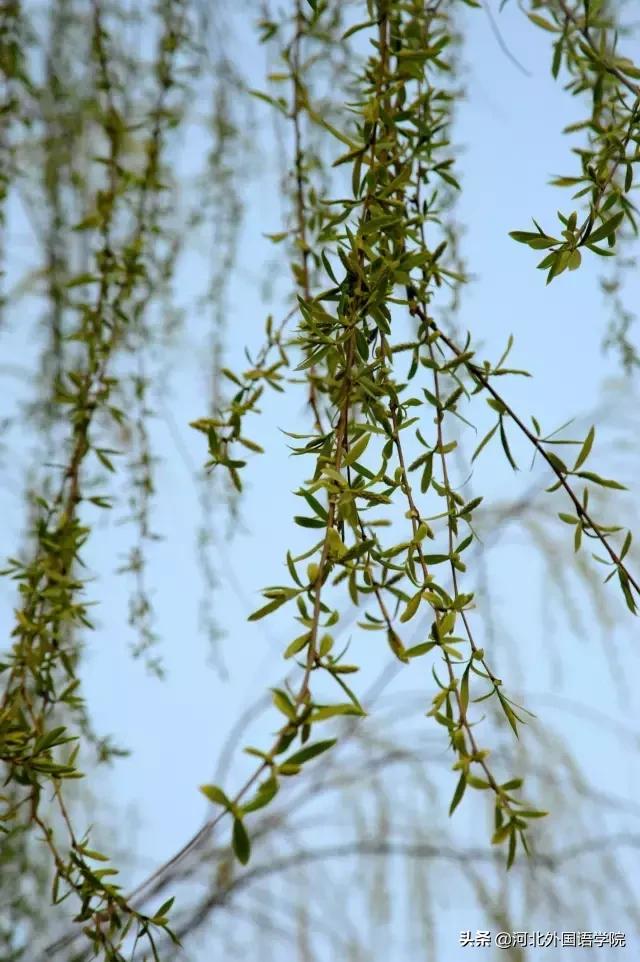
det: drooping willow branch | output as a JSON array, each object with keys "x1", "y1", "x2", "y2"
[
  {"x1": 187, "y1": 0, "x2": 640, "y2": 881},
  {"x1": 183, "y1": 0, "x2": 552, "y2": 882},
  {"x1": 419, "y1": 310, "x2": 640, "y2": 605},
  {"x1": 0, "y1": 1, "x2": 191, "y2": 957}
]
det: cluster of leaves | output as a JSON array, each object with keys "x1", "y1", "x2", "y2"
[
  {"x1": 511, "y1": 0, "x2": 640, "y2": 283},
  {"x1": 191, "y1": 0, "x2": 640, "y2": 887}
]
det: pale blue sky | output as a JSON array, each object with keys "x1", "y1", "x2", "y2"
[{"x1": 3, "y1": 2, "x2": 640, "y2": 960}]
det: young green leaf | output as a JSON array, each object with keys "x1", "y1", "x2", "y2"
[{"x1": 232, "y1": 817, "x2": 251, "y2": 865}]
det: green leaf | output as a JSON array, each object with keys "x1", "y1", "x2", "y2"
[
  {"x1": 466, "y1": 775, "x2": 491, "y2": 789},
  {"x1": 80, "y1": 848, "x2": 110, "y2": 862},
  {"x1": 232, "y1": 817, "x2": 251, "y2": 865},
  {"x1": 248, "y1": 596, "x2": 288, "y2": 621},
  {"x1": 284, "y1": 633, "x2": 310, "y2": 659},
  {"x1": 449, "y1": 772, "x2": 467, "y2": 815},
  {"x1": 545, "y1": 450, "x2": 568, "y2": 474},
  {"x1": 574, "y1": 522, "x2": 583, "y2": 552},
  {"x1": 342, "y1": 18, "x2": 377, "y2": 40},
  {"x1": 499, "y1": 419, "x2": 518, "y2": 471},
  {"x1": 309, "y1": 703, "x2": 366, "y2": 721},
  {"x1": 200, "y1": 784, "x2": 233, "y2": 809},
  {"x1": 546, "y1": 248, "x2": 571, "y2": 284},
  {"x1": 299, "y1": 490, "x2": 328, "y2": 521},
  {"x1": 272, "y1": 688, "x2": 297, "y2": 720},
  {"x1": 151, "y1": 897, "x2": 175, "y2": 922},
  {"x1": 386, "y1": 627, "x2": 409, "y2": 662},
  {"x1": 471, "y1": 422, "x2": 498, "y2": 461},
  {"x1": 551, "y1": 38, "x2": 563, "y2": 78},
  {"x1": 491, "y1": 823, "x2": 512, "y2": 846},
  {"x1": 510, "y1": 225, "x2": 558, "y2": 249},
  {"x1": 248, "y1": 89, "x2": 288, "y2": 116},
  {"x1": 406, "y1": 641, "x2": 436, "y2": 658},
  {"x1": 573, "y1": 426, "x2": 594, "y2": 470},
  {"x1": 343, "y1": 433, "x2": 370, "y2": 466},
  {"x1": 321, "y1": 249, "x2": 338, "y2": 283},
  {"x1": 498, "y1": 694, "x2": 520, "y2": 739},
  {"x1": 284, "y1": 739, "x2": 336, "y2": 766},
  {"x1": 33, "y1": 726, "x2": 70, "y2": 754},
  {"x1": 584, "y1": 242, "x2": 616, "y2": 257},
  {"x1": 527, "y1": 12, "x2": 557, "y2": 31},
  {"x1": 399, "y1": 590, "x2": 422, "y2": 623},
  {"x1": 625, "y1": 164, "x2": 633, "y2": 193},
  {"x1": 242, "y1": 777, "x2": 279, "y2": 814},
  {"x1": 460, "y1": 662, "x2": 470, "y2": 715},
  {"x1": 587, "y1": 211, "x2": 624, "y2": 245},
  {"x1": 294, "y1": 515, "x2": 326, "y2": 529},
  {"x1": 567, "y1": 249, "x2": 581, "y2": 270},
  {"x1": 286, "y1": 551, "x2": 303, "y2": 588},
  {"x1": 574, "y1": 471, "x2": 626, "y2": 490},
  {"x1": 501, "y1": 778, "x2": 523, "y2": 792},
  {"x1": 618, "y1": 569, "x2": 637, "y2": 615},
  {"x1": 506, "y1": 829, "x2": 517, "y2": 869}
]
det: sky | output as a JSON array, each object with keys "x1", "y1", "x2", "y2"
[{"x1": 3, "y1": 2, "x2": 640, "y2": 960}]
